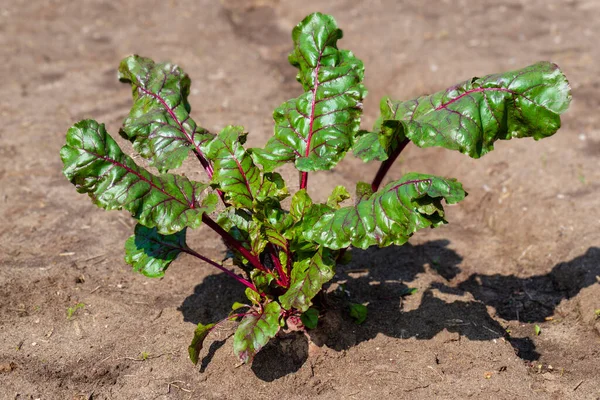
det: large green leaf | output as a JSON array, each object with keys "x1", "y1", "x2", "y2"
[
  {"x1": 304, "y1": 174, "x2": 466, "y2": 249},
  {"x1": 376, "y1": 62, "x2": 571, "y2": 159},
  {"x1": 61, "y1": 120, "x2": 217, "y2": 234},
  {"x1": 202, "y1": 126, "x2": 287, "y2": 209},
  {"x1": 118, "y1": 55, "x2": 213, "y2": 172},
  {"x1": 233, "y1": 302, "x2": 281, "y2": 363},
  {"x1": 124, "y1": 224, "x2": 187, "y2": 278},
  {"x1": 252, "y1": 12, "x2": 367, "y2": 172},
  {"x1": 279, "y1": 249, "x2": 336, "y2": 312}
]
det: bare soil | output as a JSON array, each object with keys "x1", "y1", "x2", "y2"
[{"x1": 1, "y1": 0, "x2": 599, "y2": 399}]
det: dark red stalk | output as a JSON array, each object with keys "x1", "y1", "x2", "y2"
[
  {"x1": 299, "y1": 54, "x2": 322, "y2": 191},
  {"x1": 268, "y1": 244, "x2": 289, "y2": 287},
  {"x1": 299, "y1": 171, "x2": 308, "y2": 190},
  {"x1": 182, "y1": 246, "x2": 259, "y2": 294},
  {"x1": 201, "y1": 214, "x2": 267, "y2": 274},
  {"x1": 371, "y1": 138, "x2": 410, "y2": 192}
]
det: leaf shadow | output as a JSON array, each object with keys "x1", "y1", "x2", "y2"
[
  {"x1": 179, "y1": 273, "x2": 309, "y2": 380},
  {"x1": 454, "y1": 247, "x2": 600, "y2": 322},
  {"x1": 318, "y1": 244, "x2": 600, "y2": 364},
  {"x1": 178, "y1": 273, "x2": 246, "y2": 326},
  {"x1": 250, "y1": 331, "x2": 308, "y2": 381},
  {"x1": 313, "y1": 240, "x2": 516, "y2": 353},
  {"x1": 178, "y1": 242, "x2": 600, "y2": 380}
]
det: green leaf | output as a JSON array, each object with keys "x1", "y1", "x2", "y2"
[
  {"x1": 304, "y1": 173, "x2": 466, "y2": 250},
  {"x1": 279, "y1": 249, "x2": 336, "y2": 312},
  {"x1": 188, "y1": 322, "x2": 215, "y2": 364},
  {"x1": 118, "y1": 55, "x2": 213, "y2": 172},
  {"x1": 252, "y1": 12, "x2": 367, "y2": 172},
  {"x1": 231, "y1": 302, "x2": 249, "y2": 311},
  {"x1": 290, "y1": 189, "x2": 313, "y2": 222},
  {"x1": 216, "y1": 209, "x2": 258, "y2": 257},
  {"x1": 202, "y1": 126, "x2": 287, "y2": 209},
  {"x1": 355, "y1": 181, "x2": 373, "y2": 203},
  {"x1": 217, "y1": 207, "x2": 289, "y2": 261},
  {"x1": 400, "y1": 287, "x2": 418, "y2": 296},
  {"x1": 250, "y1": 269, "x2": 276, "y2": 293},
  {"x1": 124, "y1": 224, "x2": 187, "y2": 277},
  {"x1": 233, "y1": 302, "x2": 281, "y2": 363},
  {"x1": 327, "y1": 186, "x2": 351, "y2": 209},
  {"x1": 301, "y1": 308, "x2": 319, "y2": 329},
  {"x1": 352, "y1": 120, "x2": 406, "y2": 162},
  {"x1": 534, "y1": 325, "x2": 542, "y2": 336},
  {"x1": 245, "y1": 288, "x2": 261, "y2": 306},
  {"x1": 349, "y1": 303, "x2": 367, "y2": 324},
  {"x1": 378, "y1": 62, "x2": 571, "y2": 158},
  {"x1": 61, "y1": 120, "x2": 217, "y2": 234}
]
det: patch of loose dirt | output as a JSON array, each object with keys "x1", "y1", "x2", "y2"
[{"x1": 1, "y1": 1, "x2": 599, "y2": 399}]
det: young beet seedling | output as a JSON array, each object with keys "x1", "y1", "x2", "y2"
[{"x1": 61, "y1": 12, "x2": 571, "y2": 364}]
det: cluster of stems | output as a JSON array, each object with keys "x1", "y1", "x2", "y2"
[{"x1": 185, "y1": 139, "x2": 410, "y2": 297}]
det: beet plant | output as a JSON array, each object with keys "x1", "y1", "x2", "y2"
[{"x1": 61, "y1": 12, "x2": 571, "y2": 364}]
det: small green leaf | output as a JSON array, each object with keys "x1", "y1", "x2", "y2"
[
  {"x1": 231, "y1": 302, "x2": 249, "y2": 311},
  {"x1": 118, "y1": 55, "x2": 213, "y2": 172},
  {"x1": 355, "y1": 181, "x2": 374, "y2": 203},
  {"x1": 352, "y1": 120, "x2": 406, "y2": 162},
  {"x1": 252, "y1": 12, "x2": 367, "y2": 173},
  {"x1": 534, "y1": 325, "x2": 542, "y2": 336},
  {"x1": 378, "y1": 62, "x2": 571, "y2": 159},
  {"x1": 349, "y1": 303, "x2": 367, "y2": 324},
  {"x1": 301, "y1": 308, "x2": 319, "y2": 329},
  {"x1": 279, "y1": 249, "x2": 336, "y2": 312},
  {"x1": 66, "y1": 303, "x2": 85, "y2": 320},
  {"x1": 61, "y1": 120, "x2": 217, "y2": 235},
  {"x1": 203, "y1": 126, "x2": 287, "y2": 209},
  {"x1": 595, "y1": 309, "x2": 600, "y2": 320},
  {"x1": 245, "y1": 288, "x2": 261, "y2": 306},
  {"x1": 400, "y1": 287, "x2": 418, "y2": 296},
  {"x1": 217, "y1": 209, "x2": 264, "y2": 261},
  {"x1": 188, "y1": 322, "x2": 215, "y2": 364},
  {"x1": 327, "y1": 186, "x2": 351, "y2": 209},
  {"x1": 124, "y1": 224, "x2": 187, "y2": 278},
  {"x1": 250, "y1": 270, "x2": 276, "y2": 293},
  {"x1": 233, "y1": 302, "x2": 281, "y2": 363},
  {"x1": 290, "y1": 189, "x2": 313, "y2": 222},
  {"x1": 304, "y1": 173, "x2": 466, "y2": 250}
]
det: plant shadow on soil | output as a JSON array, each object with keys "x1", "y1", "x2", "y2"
[{"x1": 179, "y1": 242, "x2": 600, "y2": 381}]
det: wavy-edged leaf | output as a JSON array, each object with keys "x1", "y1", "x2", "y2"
[
  {"x1": 327, "y1": 186, "x2": 350, "y2": 209},
  {"x1": 379, "y1": 62, "x2": 571, "y2": 158},
  {"x1": 61, "y1": 120, "x2": 217, "y2": 234},
  {"x1": 118, "y1": 55, "x2": 213, "y2": 172},
  {"x1": 252, "y1": 12, "x2": 367, "y2": 172},
  {"x1": 279, "y1": 249, "x2": 336, "y2": 312},
  {"x1": 203, "y1": 126, "x2": 287, "y2": 208},
  {"x1": 124, "y1": 224, "x2": 187, "y2": 277},
  {"x1": 188, "y1": 322, "x2": 215, "y2": 364},
  {"x1": 233, "y1": 302, "x2": 281, "y2": 363},
  {"x1": 304, "y1": 173, "x2": 466, "y2": 250},
  {"x1": 355, "y1": 181, "x2": 373, "y2": 203}
]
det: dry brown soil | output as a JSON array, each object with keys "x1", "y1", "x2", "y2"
[{"x1": 1, "y1": 0, "x2": 599, "y2": 399}]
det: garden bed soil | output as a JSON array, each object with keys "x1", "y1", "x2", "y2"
[{"x1": 1, "y1": 0, "x2": 599, "y2": 398}]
